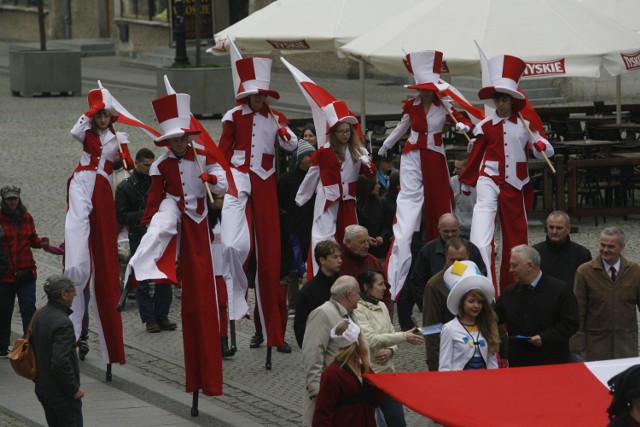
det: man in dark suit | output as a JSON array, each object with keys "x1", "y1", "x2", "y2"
[{"x1": 494, "y1": 245, "x2": 579, "y2": 367}]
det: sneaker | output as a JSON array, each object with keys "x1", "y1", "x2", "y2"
[
  {"x1": 249, "y1": 333, "x2": 264, "y2": 348},
  {"x1": 146, "y1": 321, "x2": 161, "y2": 333},
  {"x1": 276, "y1": 341, "x2": 292, "y2": 353},
  {"x1": 287, "y1": 309, "x2": 296, "y2": 318},
  {"x1": 78, "y1": 339, "x2": 89, "y2": 361},
  {"x1": 157, "y1": 319, "x2": 177, "y2": 331}
]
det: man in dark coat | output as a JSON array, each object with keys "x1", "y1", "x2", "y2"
[
  {"x1": 533, "y1": 210, "x2": 592, "y2": 287},
  {"x1": 409, "y1": 213, "x2": 486, "y2": 311},
  {"x1": 294, "y1": 240, "x2": 341, "y2": 347},
  {"x1": 495, "y1": 245, "x2": 579, "y2": 367},
  {"x1": 31, "y1": 275, "x2": 83, "y2": 426}
]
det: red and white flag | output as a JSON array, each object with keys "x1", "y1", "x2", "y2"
[{"x1": 366, "y1": 358, "x2": 640, "y2": 427}]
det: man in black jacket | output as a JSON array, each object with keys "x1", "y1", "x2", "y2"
[
  {"x1": 116, "y1": 148, "x2": 176, "y2": 333},
  {"x1": 293, "y1": 240, "x2": 341, "y2": 347},
  {"x1": 495, "y1": 245, "x2": 579, "y2": 367},
  {"x1": 31, "y1": 275, "x2": 83, "y2": 426},
  {"x1": 409, "y1": 213, "x2": 486, "y2": 312},
  {"x1": 533, "y1": 210, "x2": 592, "y2": 286}
]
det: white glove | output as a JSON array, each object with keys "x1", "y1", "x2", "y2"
[
  {"x1": 359, "y1": 154, "x2": 372, "y2": 167},
  {"x1": 377, "y1": 146, "x2": 388, "y2": 157},
  {"x1": 455, "y1": 122, "x2": 470, "y2": 133}
]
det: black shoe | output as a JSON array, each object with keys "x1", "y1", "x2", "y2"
[
  {"x1": 249, "y1": 333, "x2": 264, "y2": 348},
  {"x1": 0, "y1": 349, "x2": 8, "y2": 359},
  {"x1": 221, "y1": 337, "x2": 236, "y2": 358},
  {"x1": 276, "y1": 341, "x2": 292, "y2": 353},
  {"x1": 78, "y1": 339, "x2": 89, "y2": 361},
  {"x1": 158, "y1": 319, "x2": 177, "y2": 331}
]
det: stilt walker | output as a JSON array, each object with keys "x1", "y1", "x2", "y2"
[
  {"x1": 65, "y1": 85, "x2": 131, "y2": 375},
  {"x1": 219, "y1": 42, "x2": 298, "y2": 362},
  {"x1": 378, "y1": 50, "x2": 472, "y2": 299},
  {"x1": 281, "y1": 58, "x2": 376, "y2": 278},
  {"x1": 459, "y1": 54, "x2": 554, "y2": 293},
  {"x1": 124, "y1": 86, "x2": 228, "y2": 398}
]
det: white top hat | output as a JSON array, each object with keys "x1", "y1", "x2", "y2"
[
  {"x1": 235, "y1": 57, "x2": 280, "y2": 101},
  {"x1": 478, "y1": 55, "x2": 527, "y2": 110},
  {"x1": 322, "y1": 100, "x2": 358, "y2": 130},
  {"x1": 330, "y1": 319, "x2": 361, "y2": 348},
  {"x1": 151, "y1": 93, "x2": 200, "y2": 147},
  {"x1": 404, "y1": 50, "x2": 449, "y2": 92},
  {"x1": 445, "y1": 260, "x2": 495, "y2": 316}
]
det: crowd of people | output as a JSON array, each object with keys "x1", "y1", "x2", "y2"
[{"x1": 1, "y1": 47, "x2": 639, "y2": 427}]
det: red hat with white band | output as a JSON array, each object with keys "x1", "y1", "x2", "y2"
[
  {"x1": 404, "y1": 50, "x2": 449, "y2": 92},
  {"x1": 235, "y1": 57, "x2": 280, "y2": 102},
  {"x1": 151, "y1": 93, "x2": 200, "y2": 147}
]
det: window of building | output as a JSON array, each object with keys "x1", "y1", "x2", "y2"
[{"x1": 121, "y1": 0, "x2": 169, "y2": 22}]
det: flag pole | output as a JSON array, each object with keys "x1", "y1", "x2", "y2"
[
  {"x1": 437, "y1": 94, "x2": 473, "y2": 145},
  {"x1": 191, "y1": 143, "x2": 215, "y2": 204},
  {"x1": 109, "y1": 124, "x2": 130, "y2": 172},
  {"x1": 517, "y1": 113, "x2": 556, "y2": 175}
]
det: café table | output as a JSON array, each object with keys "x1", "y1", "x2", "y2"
[{"x1": 553, "y1": 139, "x2": 620, "y2": 158}]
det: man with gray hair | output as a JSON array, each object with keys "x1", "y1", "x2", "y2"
[
  {"x1": 533, "y1": 210, "x2": 591, "y2": 287},
  {"x1": 494, "y1": 245, "x2": 578, "y2": 367},
  {"x1": 339, "y1": 224, "x2": 391, "y2": 310},
  {"x1": 31, "y1": 275, "x2": 84, "y2": 426},
  {"x1": 571, "y1": 227, "x2": 640, "y2": 362},
  {"x1": 301, "y1": 276, "x2": 361, "y2": 425}
]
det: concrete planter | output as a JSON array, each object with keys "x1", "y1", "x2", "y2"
[
  {"x1": 10, "y1": 50, "x2": 82, "y2": 97},
  {"x1": 157, "y1": 67, "x2": 234, "y2": 118}
]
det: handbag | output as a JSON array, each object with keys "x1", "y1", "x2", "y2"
[{"x1": 8, "y1": 311, "x2": 38, "y2": 380}]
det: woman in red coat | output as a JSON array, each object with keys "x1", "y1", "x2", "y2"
[
  {"x1": 313, "y1": 319, "x2": 383, "y2": 427},
  {"x1": 0, "y1": 185, "x2": 49, "y2": 357}
]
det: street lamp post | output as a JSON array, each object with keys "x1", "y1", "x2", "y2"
[{"x1": 173, "y1": 0, "x2": 190, "y2": 65}]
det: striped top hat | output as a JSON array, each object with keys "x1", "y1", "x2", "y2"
[
  {"x1": 478, "y1": 55, "x2": 527, "y2": 110},
  {"x1": 235, "y1": 57, "x2": 280, "y2": 101},
  {"x1": 444, "y1": 260, "x2": 495, "y2": 316},
  {"x1": 151, "y1": 93, "x2": 200, "y2": 147},
  {"x1": 323, "y1": 100, "x2": 358, "y2": 130},
  {"x1": 404, "y1": 50, "x2": 449, "y2": 92}
]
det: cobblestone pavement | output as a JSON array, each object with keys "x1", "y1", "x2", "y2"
[{"x1": 1, "y1": 50, "x2": 640, "y2": 426}]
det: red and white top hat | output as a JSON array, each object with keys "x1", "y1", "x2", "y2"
[
  {"x1": 478, "y1": 54, "x2": 526, "y2": 109},
  {"x1": 323, "y1": 100, "x2": 358, "y2": 130},
  {"x1": 404, "y1": 50, "x2": 449, "y2": 92},
  {"x1": 235, "y1": 57, "x2": 280, "y2": 101},
  {"x1": 151, "y1": 93, "x2": 200, "y2": 147},
  {"x1": 87, "y1": 87, "x2": 119, "y2": 123}
]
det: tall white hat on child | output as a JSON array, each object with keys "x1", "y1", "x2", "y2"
[
  {"x1": 478, "y1": 54, "x2": 526, "y2": 110},
  {"x1": 151, "y1": 77, "x2": 200, "y2": 147},
  {"x1": 445, "y1": 260, "x2": 495, "y2": 316},
  {"x1": 404, "y1": 50, "x2": 449, "y2": 92}
]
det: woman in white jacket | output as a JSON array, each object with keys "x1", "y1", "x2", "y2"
[
  {"x1": 439, "y1": 260, "x2": 499, "y2": 371},
  {"x1": 354, "y1": 269, "x2": 423, "y2": 427}
]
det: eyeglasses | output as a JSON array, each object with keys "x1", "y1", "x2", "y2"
[{"x1": 335, "y1": 129, "x2": 351, "y2": 135}]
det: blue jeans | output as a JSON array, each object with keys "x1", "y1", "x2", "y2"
[
  {"x1": 136, "y1": 281, "x2": 173, "y2": 323},
  {"x1": 377, "y1": 394, "x2": 407, "y2": 427},
  {"x1": 0, "y1": 279, "x2": 36, "y2": 351}
]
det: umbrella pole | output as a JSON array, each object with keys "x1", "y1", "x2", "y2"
[
  {"x1": 359, "y1": 59, "x2": 366, "y2": 133},
  {"x1": 616, "y1": 75, "x2": 622, "y2": 125}
]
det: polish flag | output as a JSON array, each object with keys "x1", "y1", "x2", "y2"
[{"x1": 365, "y1": 358, "x2": 640, "y2": 426}]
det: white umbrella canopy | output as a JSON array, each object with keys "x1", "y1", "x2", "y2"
[
  {"x1": 209, "y1": 0, "x2": 423, "y2": 54},
  {"x1": 339, "y1": 0, "x2": 640, "y2": 78},
  {"x1": 575, "y1": 0, "x2": 640, "y2": 33}
]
